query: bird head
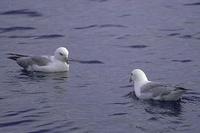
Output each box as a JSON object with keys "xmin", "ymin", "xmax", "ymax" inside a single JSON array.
[
  {"xmin": 129, "ymin": 69, "xmax": 148, "ymax": 83},
  {"xmin": 54, "ymin": 47, "xmax": 69, "ymax": 63}
]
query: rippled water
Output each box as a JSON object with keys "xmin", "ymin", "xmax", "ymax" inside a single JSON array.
[{"xmin": 0, "ymin": 0, "xmax": 200, "ymax": 133}]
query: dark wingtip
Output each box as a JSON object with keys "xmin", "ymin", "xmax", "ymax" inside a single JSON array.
[
  {"xmin": 7, "ymin": 53, "xmax": 28, "ymax": 61},
  {"xmin": 8, "ymin": 56, "xmax": 18, "ymax": 61},
  {"xmin": 6, "ymin": 53, "xmax": 28, "ymax": 57},
  {"xmin": 175, "ymin": 87, "xmax": 189, "ymax": 91}
]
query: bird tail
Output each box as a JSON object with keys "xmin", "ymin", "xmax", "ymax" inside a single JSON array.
[
  {"xmin": 7, "ymin": 53, "xmax": 28, "ymax": 61},
  {"xmin": 175, "ymin": 87, "xmax": 188, "ymax": 92},
  {"xmin": 170, "ymin": 87, "xmax": 187, "ymax": 100}
]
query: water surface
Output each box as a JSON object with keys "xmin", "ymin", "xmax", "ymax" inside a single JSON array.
[{"xmin": 0, "ymin": 0, "xmax": 200, "ymax": 133}]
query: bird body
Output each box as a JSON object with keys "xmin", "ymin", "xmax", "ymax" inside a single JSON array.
[
  {"xmin": 129, "ymin": 69, "xmax": 186, "ymax": 101},
  {"xmin": 8, "ymin": 47, "xmax": 69, "ymax": 72}
]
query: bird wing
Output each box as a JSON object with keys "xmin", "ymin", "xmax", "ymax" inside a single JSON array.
[
  {"xmin": 31, "ymin": 56, "xmax": 51, "ymax": 66},
  {"xmin": 16, "ymin": 56, "xmax": 51, "ymax": 69},
  {"xmin": 140, "ymin": 82, "xmax": 174, "ymax": 97}
]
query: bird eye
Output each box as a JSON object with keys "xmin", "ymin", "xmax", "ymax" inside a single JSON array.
[
  {"xmin": 131, "ymin": 73, "xmax": 133, "ymax": 76},
  {"xmin": 59, "ymin": 52, "xmax": 63, "ymax": 56}
]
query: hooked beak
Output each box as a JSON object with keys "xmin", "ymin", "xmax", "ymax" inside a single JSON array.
[
  {"xmin": 129, "ymin": 76, "xmax": 133, "ymax": 83},
  {"xmin": 64, "ymin": 56, "xmax": 69, "ymax": 64}
]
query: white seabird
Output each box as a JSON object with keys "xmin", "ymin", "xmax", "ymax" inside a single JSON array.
[
  {"xmin": 8, "ymin": 47, "xmax": 69, "ymax": 72},
  {"xmin": 129, "ymin": 69, "xmax": 186, "ymax": 101}
]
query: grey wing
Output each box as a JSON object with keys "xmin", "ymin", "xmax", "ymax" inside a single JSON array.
[
  {"xmin": 31, "ymin": 56, "xmax": 51, "ymax": 66},
  {"xmin": 141, "ymin": 82, "xmax": 174, "ymax": 97},
  {"xmin": 16, "ymin": 56, "xmax": 51, "ymax": 69}
]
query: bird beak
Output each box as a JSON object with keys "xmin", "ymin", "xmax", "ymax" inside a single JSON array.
[
  {"xmin": 65, "ymin": 56, "xmax": 69, "ymax": 64},
  {"xmin": 129, "ymin": 76, "xmax": 133, "ymax": 83}
]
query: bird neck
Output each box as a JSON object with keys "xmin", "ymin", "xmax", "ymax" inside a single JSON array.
[
  {"xmin": 134, "ymin": 79, "xmax": 149, "ymax": 97},
  {"xmin": 52, "ymin": 56, "xmax": 62, "ymax": 62},
  {"xmin": 134, "ymin": 80, "xmax": 148, "ymax": 88}
]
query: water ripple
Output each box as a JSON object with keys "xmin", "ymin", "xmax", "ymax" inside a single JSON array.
[
  {"xmin": 109, "ymin": 112, "xmax": 128, "ymax": 116},
  {"xmin": 30, "ymin": 121, "xmax": 77, "ymax": 133},
  {"xmin": 144, "ymin": 101, "xmax": 182, "ymax": 117},
  {"xmin": 111, "ymin": 102, "xmax": 130, "ymax": 105},
  {"xmin": 166, "ymin": 32, "xmax": 200, "ymax": 40},
  {"xmin": 23, "ymin": 114, "xmax": 41, "ymax": 118},
  {"xmin": 0, "ymin": 119, "xmax": 37, "ymax": 127},
  {"xmin": 34, "ymin": 120, "xmax": 67, "ymax": 128},
  {"xmin": 0, "ymin": 9, "xmax": 42, "ymax": 17},
  {"xmin": 184, "ymin": 2, "xmax": 200, "ymax": 6},
  {"xmin": 73, "ymin": 24, "xmax": 127, "ymax": 30},
  {"xmin": 116, "ymin": 34, "xmax": 131, "ymax": 39},
  {"xmin": 126, "ymin": 45, "xmax": 149, "ymax": 49},
  {"xmin": 179, "ymin": 35, "xmax": 192, "ymax": 39},
  {"xmin": 124, "ymin": 91, "xmax": 138, "ymax": 100},
  {"xmin": 34, "ymin": 34, "xmax": 64, "ymax": 39},
  {"xmin": 136, "ymin": 125, "xmax": 147, "ymax": 132},
  {"xmin": 0, "ymin": 26, "xmax": 35, "ymax": 34},
  {"xmin": 171, "ymin": 59, "xmax": 192, "ymax": 63},
  {"xmin": 119, "ymin": 85, "xmax": 132, "ymax": 88},
  {"xmin": 99, "ymin": 24, "xmax": 127, "ymax": 28},
  {"xmin": 28, "ymin": 129, "xmax": 51, "ymax": 133},
  {"xmin": 182, "ymin": 96, "xmax": 200, "ymax": 103},
  {"xmin": 0, "ymin": 97, "xmax": 5, "ymax": 100},
  {"xmin": 70, "ymin": 59, "xmax": 104, "ymax": 64},
  {"xmin": 2, "ymin": 108, "xmax": 36, "ymax": 118},
  {"xmin": 89, "ymin": 0, "xmax": 108, "ymax": 2},
  {"xmin": 167, "ymin": 33, "xmax": 181, "ymax": 36},
  {"xmin": 8, "ymin": 35, "xmax": 35, "ymax": 38},
  {"xmin": 147, "ymin": 117, "xmax": 160, "ymax": 121},
  {"xmin": 186, "ymin": 92, "xmax": 200, "ymax": 95},
  {"xmin": 2, "ymin": 34, "xmax": 64, "ymax": 39},
  {"xmin": 73, "ymin": 25, "xmax": 98, "ymax": 30},
  {"xmin": 159, "ymin": 28, "xmax": 184, "ymax": 31},
  {"xmin": 68, "ymin": 127, "xmax": 81, "ymax": 131},
  {"xmin": 15, "ymin": 70, "xmax": 69, "ymax": 81}
]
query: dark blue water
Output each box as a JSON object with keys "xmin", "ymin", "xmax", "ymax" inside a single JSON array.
[{"xmin": 0, "ymin": 0, "xmax": 200, "ymax": 132}]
